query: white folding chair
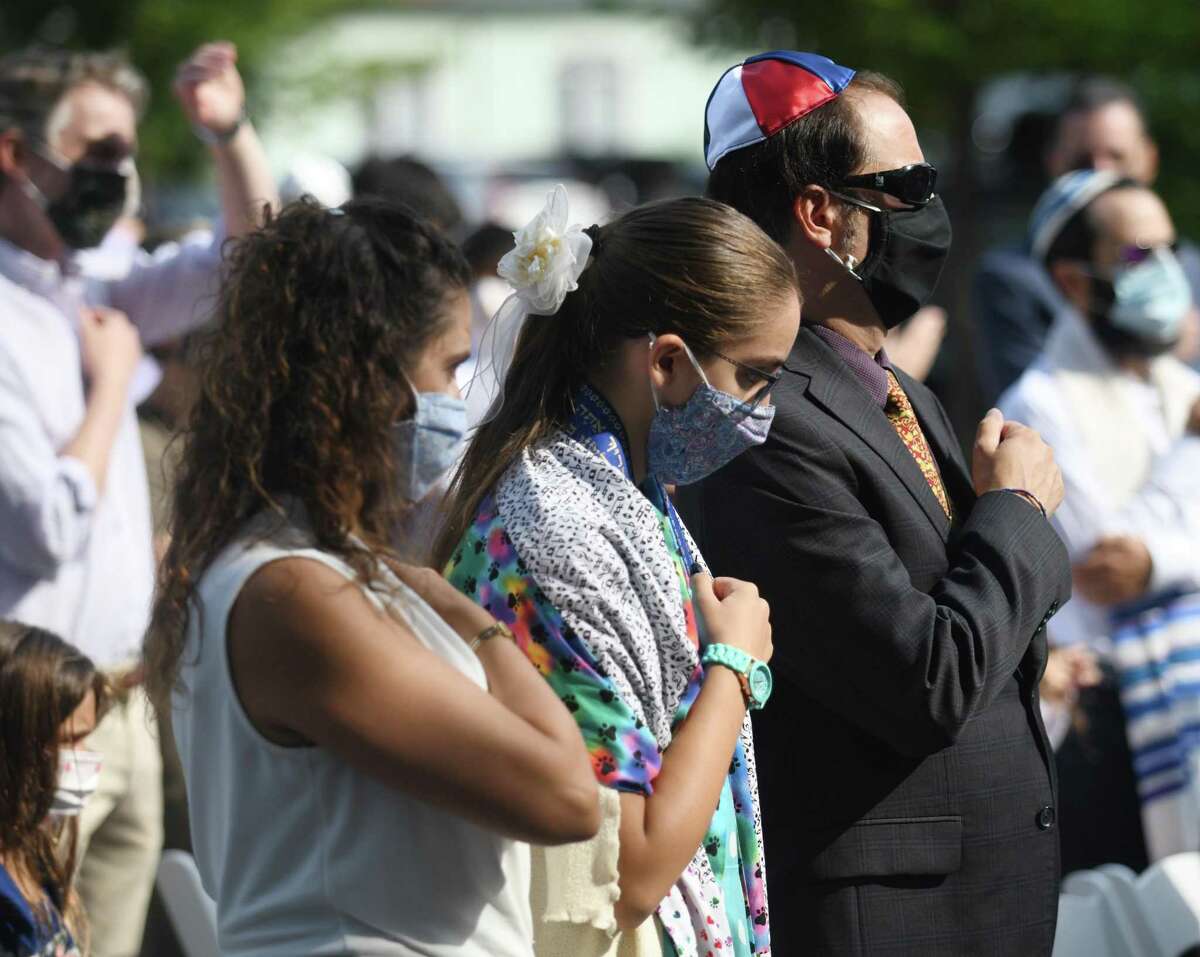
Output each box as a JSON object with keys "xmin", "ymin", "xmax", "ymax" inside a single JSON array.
[
  {"xmin": 1053, "ymin": 882, "xmax": 1133, "ymax": 957},
  {"xmin": 156, "ymin": 850, "xmax": 220, "ymax": 957},
  {"xmin": 1058, "ymin": 870, "xmax": 1148, "ymax": 957},
  {"xmin": 1136, "ymin": 852, "xmax": 1200, "ymax": 957},
  {"xmin": 1093, "ymin": 864, "xmax": 1167, "ymax": 956}
]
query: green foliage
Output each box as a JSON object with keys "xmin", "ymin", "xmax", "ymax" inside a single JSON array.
[{"xmin": 0, "ymin": 0, "xmax": 369, "ymax": 181}]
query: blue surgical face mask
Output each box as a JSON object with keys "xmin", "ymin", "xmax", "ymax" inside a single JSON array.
[
  {"xmin": 1109, "ymin": 247, "xmax": 1191, "ymax": 342},
  {"xmin": 392, "ymin": 381, "xmax": 468, "ymax": 503},
  {"xmin": 645, "ymin": 335, "xmax": 776, "ymax": 486},
  {"xmin": 1088, "ymin": 247, "xmax": 1192, "ymax": 357}
]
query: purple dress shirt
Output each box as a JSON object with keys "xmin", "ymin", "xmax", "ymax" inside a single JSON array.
[{"xmin": 810, "ymin": 323, "xmax": 893, "ymax": 408}]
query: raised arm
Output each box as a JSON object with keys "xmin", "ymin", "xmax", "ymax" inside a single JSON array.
[
  {"xmin": 227, "ymin": 556, "xmax": 599, "ymax": 847},
  {"xmin": 174, "ymin": 42, "xmax": 277, "ymax": 239},
  {"xmin": 110, "ymin": 43, "xmax": 279, "ymax": 347}
]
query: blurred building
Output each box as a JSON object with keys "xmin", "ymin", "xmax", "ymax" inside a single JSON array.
[{"xmin": 257, "ymin": 0, "xmax": 744, "ymax": 222}]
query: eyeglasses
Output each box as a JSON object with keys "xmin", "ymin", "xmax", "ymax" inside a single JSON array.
[
  {"xmin": 711, "ymin": 349, "xmax": 782, "ymax": 406},
  {"xmin": 836, "ymin": 162, "xmax": 938, "ymax": 207}
]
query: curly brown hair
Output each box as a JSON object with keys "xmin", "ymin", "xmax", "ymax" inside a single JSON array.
[{"xmin": 144, "ymin": 197, "xmax": 471, "ymax": 709}]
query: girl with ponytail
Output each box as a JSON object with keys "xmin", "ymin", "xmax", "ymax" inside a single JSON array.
[{"xmin": 438, "ymin": 189, "xmax": 801, "ymax": 956}]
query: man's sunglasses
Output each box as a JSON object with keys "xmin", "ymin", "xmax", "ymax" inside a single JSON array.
[{"xmin": 836, "ymin": 163, "xmax": 938, "ymax": 208}]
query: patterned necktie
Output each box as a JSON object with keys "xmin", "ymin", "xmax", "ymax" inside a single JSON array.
[{"xmin": 884, "ymin": 370, "xmax": 952, "ymax": 519}]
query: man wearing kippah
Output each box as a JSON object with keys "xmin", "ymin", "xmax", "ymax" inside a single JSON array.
[
  {"xmin": 972, "ymin": 78, "xmax": 1200, "ymax": 404},
  {"xmin": 678, "ymin": 52, "xmax": 1072, "ymax": 955},
  {"xmin": 1001, "ymin": 170, "xmax": 1200, "ymax": 872}
]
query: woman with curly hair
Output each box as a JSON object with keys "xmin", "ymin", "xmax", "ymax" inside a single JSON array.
[
  {"xmin": 0, "ymin": 620, "xmax": 107, "ymax": 957},
  {"xmin": 143, "ymin": 198, "xmax": 599, "ymax": 957}
]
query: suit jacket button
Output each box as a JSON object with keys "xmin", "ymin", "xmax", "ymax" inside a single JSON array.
[{"xmin": 1036, "ymin": 805, "xmax": 1056, "ymax": 830}]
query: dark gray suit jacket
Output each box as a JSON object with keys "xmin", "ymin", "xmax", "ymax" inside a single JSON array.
[{"xmin": 677, "ymin": 326, "xmax": 1073, "ymax": 957}]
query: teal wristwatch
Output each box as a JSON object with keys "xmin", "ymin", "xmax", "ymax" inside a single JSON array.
[{"xmin": 701, "ymin": 643, "xmax": 773, "ymax": 710}]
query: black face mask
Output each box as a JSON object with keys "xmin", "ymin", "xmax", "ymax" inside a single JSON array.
[
  {"xmin": 829, "ymin": 193, "xmax": 953, "ymax": 329},
  {"xmin": 24, "ymin": 150, "xmax": 133, "ymax": 251},
  {"xmin": 46, "ymin": 164, "xmax": 131, "ymax": 250}
]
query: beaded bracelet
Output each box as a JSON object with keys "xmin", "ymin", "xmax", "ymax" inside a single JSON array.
[{"xmin": 1000, "ymin": 488, "xmax": 1047, "ymax": 519}]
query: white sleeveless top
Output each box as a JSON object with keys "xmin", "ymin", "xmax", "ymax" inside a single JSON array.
[{"xmin": 172, "ymin": 511, "xmax": 534, "ymax": 957}]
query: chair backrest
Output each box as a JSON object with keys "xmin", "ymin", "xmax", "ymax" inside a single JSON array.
[
  {"xmin": 1059, "ymin": 871, "xmax": 1151, "ymax": 957},
  {"xmin": 1053, "ymin": 885, "xmax": 1131, "ymax": 957},
  {"xmin": 156, "ymin": 850, "xmax": 220, "ymax": 957},
  {"xmin": 1137, "ymin": 853, "xmax": 1200, "ymax": 957},
  {"xmin": 1094, "ymin": 864, "xmax": 1167, "ymax": 957}
]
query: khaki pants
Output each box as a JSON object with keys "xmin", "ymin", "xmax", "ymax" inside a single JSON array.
[{"xmin": 77, "ymin": 688, "xmax": 164, "ymax": 957}]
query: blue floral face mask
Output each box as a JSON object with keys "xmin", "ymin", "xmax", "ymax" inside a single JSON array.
[
  {"xmin": 645, "ymin": 335, "xmax": 776, "ymax": 486},
  {"xmin": 392, "ymin": 380, "xmax": 468, "ymax": 503}
]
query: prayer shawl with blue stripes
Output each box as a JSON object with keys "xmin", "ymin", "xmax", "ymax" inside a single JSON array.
[
  {"xmin": 1027, "ymin": 309, "xmax": 1200, "ymax": 861},
  {"xmin": 1112, "ymin": 587, "xmax": 1200, "ymax": 860}
]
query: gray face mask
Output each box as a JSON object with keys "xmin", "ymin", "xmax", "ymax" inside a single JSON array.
[{"xmin": 392, "ymin": 382, "xmax": 468, "ymax": 503}]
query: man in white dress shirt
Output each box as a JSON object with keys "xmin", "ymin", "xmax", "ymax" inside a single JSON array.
[
  {"xmin": 0, "ymin": 43, "xmax": 277, "ymax": 955},
  {"xmin": 1000, "ymin": 169, "xmax": 1200, "ymax": 874}
]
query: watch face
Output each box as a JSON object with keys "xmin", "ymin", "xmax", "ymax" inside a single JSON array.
[{"xmin": 749, "ymin": 663, "xmax": 773, "ymax": 705}]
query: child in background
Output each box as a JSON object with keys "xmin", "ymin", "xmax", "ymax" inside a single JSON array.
[{"xmin": 0, "ymin": 620, "xmax": 107, "ymax": 957}]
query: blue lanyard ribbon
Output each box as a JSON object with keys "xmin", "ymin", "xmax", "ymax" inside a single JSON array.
[{"xmin": 567, "ymin": 385, "xmax": 697, "ymax": 574}]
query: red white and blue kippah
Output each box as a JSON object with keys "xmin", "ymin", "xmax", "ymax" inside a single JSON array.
[{"xmin": 704, "ymin": 51, "xmax": 856, "ymax": 171}]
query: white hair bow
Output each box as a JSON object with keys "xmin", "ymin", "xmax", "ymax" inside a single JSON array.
[{"xmin": 467, "ymin": 184, "xmax": 594, "ymax": 424}]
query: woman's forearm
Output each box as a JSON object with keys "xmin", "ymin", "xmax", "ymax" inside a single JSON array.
[
  {"xmin": 474, "ymin": 637, "xmax": 600, "ymax": 836},
  {"xmin": 615, "ymin": 666, "xmax": 747, "ymax": 927},
  {"xmin": 476, "ymin": 637, "xmax": 586, "ymax": 747}
]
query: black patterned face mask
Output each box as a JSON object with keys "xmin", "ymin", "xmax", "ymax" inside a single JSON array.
[
  {"xmin": 23, "ymin": 148, "xmax": 135, "ymax": 250},
  {"xmin": 826, "ymin": 193, "xmax": 953, "ymax": 329}
]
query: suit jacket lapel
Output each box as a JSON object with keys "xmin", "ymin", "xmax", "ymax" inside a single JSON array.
[{"xmin": 786, "ymin": 327, "xmax": 953, "ymax": 539}]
